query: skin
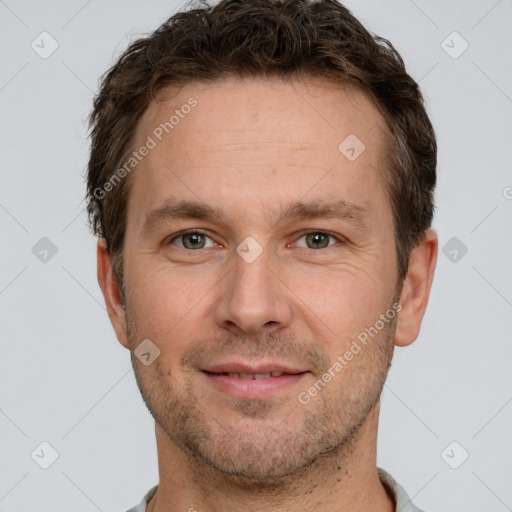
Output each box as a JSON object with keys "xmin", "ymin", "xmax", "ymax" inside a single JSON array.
[{"xmin": 97, "ymin": 75, "xmax": 438, "ymax": 512}]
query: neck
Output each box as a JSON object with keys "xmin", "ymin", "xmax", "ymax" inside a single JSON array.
[{"xmin": 148, "ymin": 401, "xmax": 394, "ymax": 512}]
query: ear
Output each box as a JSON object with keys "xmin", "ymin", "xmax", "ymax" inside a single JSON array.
[
  {"xmin": 97, "ymin": 238, "xmax": 130, "ymax": 349},
  {"xmin": 394, "ymin": 228, "xmax": 438, "ymax": 347}
]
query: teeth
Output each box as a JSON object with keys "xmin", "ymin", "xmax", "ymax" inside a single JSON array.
[{"xmin": 224, "ymin": 372, "xmax": 285, "ymax": 379}]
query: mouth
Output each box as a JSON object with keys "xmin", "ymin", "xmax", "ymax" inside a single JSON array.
[
  {"xmin": 200, "ymin": 364, "xmax": 310, "ymax": 398},
  {"xmin": 202, "ymin": 370, "xmax": 303, "ymax": 379},
  {"xmin": 201, "ymin": 362, "xmax": 308, "ymax": 375}
]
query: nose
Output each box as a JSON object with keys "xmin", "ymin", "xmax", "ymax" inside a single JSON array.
[{"xmin": 212, "ymin": 243, "xmax": 293, "ymax": 336}]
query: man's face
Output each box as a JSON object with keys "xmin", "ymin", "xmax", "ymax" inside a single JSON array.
[{"xmin": 120, "ymin": 76, "xmax": 401, "ymax": 482}]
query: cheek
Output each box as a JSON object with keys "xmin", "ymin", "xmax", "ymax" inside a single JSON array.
[
  {"xmin": 289, "ymin": 267, "xmax": 387, "ymax": 350},
  {"xmin": 127, "ymin": 263, "xmax": 214, "ymax": 347}
]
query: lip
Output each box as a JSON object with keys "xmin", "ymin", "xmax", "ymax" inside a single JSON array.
[
  {"xmin": 201, "ymin": 370, "xmax": 309, "ymax": 399},
  {"xmin": 202, "ymin": 362, "xmax": 307, "ymax": 374}
]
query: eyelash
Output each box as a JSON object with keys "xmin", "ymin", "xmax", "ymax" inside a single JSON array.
[{"xmin": 165, "ymin": 229, "xmax": 345, "ymax": 250}]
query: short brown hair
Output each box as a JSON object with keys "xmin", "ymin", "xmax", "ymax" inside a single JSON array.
[{"xmin": 86, "ymin": 0, "xmax": 436, "ymax": 286}]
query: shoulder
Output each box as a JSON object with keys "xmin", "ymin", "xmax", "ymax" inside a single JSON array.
[
  {"xmin": 125, "ymin": 485, "xmax": 158, "ymax": 512},
  {"xmin": 378, "ymin": 467, "xmax": 427, "ymax": 512}
]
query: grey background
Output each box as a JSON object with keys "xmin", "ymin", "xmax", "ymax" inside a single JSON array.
[{"xmin": 1, "ymin": 0, "xmax": 511, "ymax": 510}]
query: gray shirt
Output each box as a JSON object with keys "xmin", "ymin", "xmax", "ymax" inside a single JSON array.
[{"xmin": 126, "ymin": 467, "xmax": 425, "ymax": 511}]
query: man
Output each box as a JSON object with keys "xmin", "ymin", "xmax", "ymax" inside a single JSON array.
[{"xmin": 87, "ymin": 0, "xmax": 438, "ymax": 510}]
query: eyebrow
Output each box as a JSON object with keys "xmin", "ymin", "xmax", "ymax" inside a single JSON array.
[{"xmin": 142, "ymin": 198, "xmax": 368, "ymax": 234}]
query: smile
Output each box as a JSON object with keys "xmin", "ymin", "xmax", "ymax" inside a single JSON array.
[{"xmin": 201, "ymin": 370, "xmax": 309, "ymax": 399}]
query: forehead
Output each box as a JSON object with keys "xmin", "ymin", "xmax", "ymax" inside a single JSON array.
[
  {"xmin": 128, "ymin": 76, "xmax": 390, "ymax": 225},
  {"xmin": 137, "ymin": 75, "xmax": 385, "ymax": 151}
]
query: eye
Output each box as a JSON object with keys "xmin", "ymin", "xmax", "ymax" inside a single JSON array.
[
  {"xmin": 294, "ymin": 231, "xmax": 343, "ymax": 250},
  {"xmin": 167, "ymin": 230, "xmax": 218, "ymax": 250}
]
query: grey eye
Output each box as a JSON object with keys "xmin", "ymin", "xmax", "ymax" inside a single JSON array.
[
  {"xmin": 295, "ymin": 232, "xmax": 338, "ymax": 249},
  {"xmin": 171, "ymin": 231, "xmax": 216, "ymax": 250}
]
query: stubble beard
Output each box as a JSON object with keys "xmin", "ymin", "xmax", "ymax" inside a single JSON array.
[{"xmin": 125, "ymin": 301, "xmax": 397, "ymax": 489}]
